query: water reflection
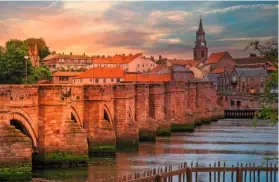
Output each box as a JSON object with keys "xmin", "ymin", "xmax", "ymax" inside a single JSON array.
[{"xmin": 33, "ymin": 119, "xmax": 278, "ymax": 181}]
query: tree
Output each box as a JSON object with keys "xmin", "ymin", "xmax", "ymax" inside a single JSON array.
[
  {"xmin": 25, "ymin": 38, "xmax": 51, "ymax": 60},
  {"xmin": 0, "ymin": 39, "xmax": 32, "ymax": 84},
  {"xmin": 27, "ymin": 66, "xmax": 51, "ymax": 84},
  {"xmin": 245, "ymin": 41, "xmax": 278, "ymax": 125}
]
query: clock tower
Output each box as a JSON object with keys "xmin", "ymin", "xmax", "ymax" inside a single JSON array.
[{"xmin": 193, "ymin": 17, "xmax": 208, "ymax": 62}]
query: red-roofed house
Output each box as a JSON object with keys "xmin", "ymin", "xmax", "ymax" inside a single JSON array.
[
  {"xmin": 52, "ymin": 71, "xmax": 81, "ymax": 84},
  {"xmin": 91, "ymin": 53, "xmax": 157, "ymax": 73},
  {"xmin": 73, "ymin": 67, "xmax": 124, "ymax": 84},
  {"xmin": 205, "ymin": 52, "xmax": 235, "ymax": 73},
  {"xmin": 124, "ymin": 73, "xmax": 171, "ymax": 82}
]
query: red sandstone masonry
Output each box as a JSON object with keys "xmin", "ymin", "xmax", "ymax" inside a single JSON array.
[
  {"xmin": 164, "ymin": 82, "xmax": 186, "ymax": 124},
  {"xmin": 113, "ymin": 83, "xmax": 138, "ymax": 145},
  {"xmin": 83, "ymin": 85, "xmax": 116, "ymax": 150}
]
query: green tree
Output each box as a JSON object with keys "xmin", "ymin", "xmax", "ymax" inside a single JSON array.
[
  {"xmin": 0, "ymin": 39, "xmax": 32, "ymax": 84},
  {"xmin": 25, "ymin": 38, "xmax": 51, "ymax": 60},
  {"xmin": 245, "ymin": 40, "xmax": 278, "ymax": 125},
  {"xmin": 27, "ymin": 66, "xmax": 51, "ymax": 84}
]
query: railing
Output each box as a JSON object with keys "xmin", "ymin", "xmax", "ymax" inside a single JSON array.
[
  {"xmin": 224, "ymin": 109, "xmax": 258, "ymax": 119},
  {"xmin": 97, "ymin": 162, "xmax": 278, "ymax": 182}
]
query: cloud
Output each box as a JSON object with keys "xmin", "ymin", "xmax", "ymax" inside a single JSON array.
[
  {"xmin": 203, "ymin": 4, "xmax": 278, "ymax": 15},
  {"xmin": 217, "ymin": 36, "xmax": 276, "ymax": 42},
  {"xmin": 62, "ymin": 1, "xmax": 118, "ymax": 13},
  {"xmin": 157, "ymin": 38, "xmax": 183, "ymax": 44},
  {"xmin": 150, "ymin": 10, "xmax": 192, "ymax": 22}
]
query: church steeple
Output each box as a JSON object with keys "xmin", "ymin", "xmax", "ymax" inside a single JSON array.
[
  {"xmin": 198, "ymin": 17, "xmax": 204, "ymax": 32},
  {"xmin": 193, "ymin": 16, "xmax": 208, "ymax": 62}
]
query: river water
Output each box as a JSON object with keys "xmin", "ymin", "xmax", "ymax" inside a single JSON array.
[{"xmin": 33, "ymin": 119, "xmax": 278, "ymax": 181}]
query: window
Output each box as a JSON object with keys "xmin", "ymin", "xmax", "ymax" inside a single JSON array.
[
  {"xmin": 111, "ymin": 78, "xmax": 114, "ymax": 82},
  {"xmin": 90, "ymin": 79, "xmax": 93, "ymax": 82},
  {"xmin": 87, "ymin": 60, "xmax": 91, "ymax": 63},
  {"xmin": 237, "ymin": 101, "xmax": 241, "ymax": 107},
  {"xmin": 103, "ymin": 78, "xmax": 106, "ymax": 83},
  {"xmin": 59, "ymin": 76, "xmax": 69, "ymax": 81},
  {"xmin": 116, "ymin": 78, "xmax": 120, "ymax": 82},
  {"xmin": 230, "ymin": 100, "xmax": 235, "ymax": 106},
  {"xmin": 142, "ymin": 64, "xmax": 144, "ymax": 67},
  {"xmin": 95, "ymin": 78, "xmax": 99, "ymax": 83},
  {"xmin": 241, "ymin": 77, "xmax": 246, "ymax": 82}
]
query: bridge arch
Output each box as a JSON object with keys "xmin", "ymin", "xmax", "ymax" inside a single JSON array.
[
  {"xmin": 103, "ymin": 104, "xmax": 114, "ymax": 126},
  {"xmin": 71, "ymin": 105, "xmax": 83, "ymax": 128},
  {"xmin": 9, "ymin": 109, "xmax": 38, "ymax": 148}
]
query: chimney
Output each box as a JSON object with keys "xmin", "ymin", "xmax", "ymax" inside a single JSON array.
[
  {"xmin": 70, "ymin": 52, "xmax": 72, "ymax": 55},
  {"xmin": 83, "ymin": 52, "xmax": 85, "ymax": 56}
]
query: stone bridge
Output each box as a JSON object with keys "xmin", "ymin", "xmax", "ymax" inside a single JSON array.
[{"xmin": 0, "ymin": 81, "xmax": 223, "ymax": 179}]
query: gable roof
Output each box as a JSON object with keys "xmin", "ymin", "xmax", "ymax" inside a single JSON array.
[
  {"xmin": 93, "ymin": 53, "xmax": 142, "ymax": 64},
  {"xmin": 205, "ymin": 52, "xmax": 227, "ymax": 64},
  {"xmin": 235, "ymin": 68, "xmax": 267, "ymax": 77},
  {"xmin": 234, "ymin": 56, "xmax": 268, "ymax": 65},
  {"xmin": 151, "ymin": 65, "xmax": 171, "ymax": 74},
  {"xmin": 172, "ymin": 65, "xmax": 193, "ymax": 72},
  {"xmin": 75, "ymin": 67, "xmax": 124, "ymax": 78}
]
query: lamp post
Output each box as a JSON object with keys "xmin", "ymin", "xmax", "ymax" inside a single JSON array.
[{"xmin": 24, "ymin": 56, "xmax": 28, "ymax": 84}]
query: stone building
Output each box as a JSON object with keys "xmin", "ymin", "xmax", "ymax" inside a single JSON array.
[
  {"xmin": 90, "ymin": 53, "xmax": 157, "ymax": 73},
  {"xmin": 43, "ymin": 52, "xmax": 92, "ymax": 72},
  {"xmin": 171, "ymin": 65, "xmax": 194, "ymax": 81},
  {"xmin": 28, "ymin": 43, "xmax": 40, "ymax": 67},
  {"xmin": 217, "ymin": 67, "xmax": 267, "ymax": 94},
  {"xmin": 52, "ymin": 72, "xmax": 81, "ymax": 84}
]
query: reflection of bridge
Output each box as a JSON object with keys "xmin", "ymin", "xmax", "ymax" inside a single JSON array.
[
  {"xmin": 0, "ymin": 81, "xmax": 223, "ymax": 180},
  {"xmin": 224, "ymin": 109, "xmax": 258, "ymax": 119}
]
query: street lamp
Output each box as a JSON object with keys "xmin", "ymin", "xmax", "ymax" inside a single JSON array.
[{"xmin": 24, "ymin": 56, "xmax": 29, "ymax": 84}]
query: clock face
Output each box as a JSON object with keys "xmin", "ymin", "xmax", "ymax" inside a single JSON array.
[{"xmin": 201, "ymin": 42, "xmax": 205, "ymax": 46}]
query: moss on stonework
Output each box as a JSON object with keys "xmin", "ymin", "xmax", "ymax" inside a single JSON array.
[
  {"xmin": 211, "ymin": 116, "xmax": 219, "ymax": 121},
  {"xmin": 202, "ymin": 118, "xmax": 211, "ymax": 124},
  {"xmin": 116, "ymin": 139, "xmax": 139, "ymax": 152},
  {"xmin": 218, "ymin": 114, "xmax": 225, "ymax": 119},
  {"xmin": 0, "ymin": 166, "xmax": 31, "ymax": 181},
  {"xmin": 194, "ymin": 119, "xmax": 203, "ymax": 126},
  {"xmin": 89, "ymin": 144, "xmax": 116, "ymax": 156},
  {"xmin": 156, "ymin": 127, "xmax": 171, "ymax": 136},
  {"xmin": 139, "ymin": 130, "xmax": 156, "ymax": 142},
  {"xmin": 33, "ymin": 151, "xmax": 88, "ymax": 168},
  {"xmin": 171, "ymin": 124, "xmax": 195, "ymax": 132}
]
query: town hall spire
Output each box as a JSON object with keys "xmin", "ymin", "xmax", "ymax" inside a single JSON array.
[{"xmin": 193, "ymin": 16, "xmax": 208, "ymax": 62}]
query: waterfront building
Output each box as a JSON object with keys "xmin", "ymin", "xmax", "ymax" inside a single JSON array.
[
  {"xmin": 171, "ymin": 65, "xmax": 194, "ymax": 81},
  {"xmin": 43, "ymin": 52, "xmax": 92, "ymax": 71},
  {"xmin": 124, "ymin": 73, "xmax": 171, "ymax": 82}
]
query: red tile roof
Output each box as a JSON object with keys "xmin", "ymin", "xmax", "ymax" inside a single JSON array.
[
  {"xmin": 75, "ymin": 67, "xmax": 124, "ymax": 78},
  {"xmin": 206, "ymin": 52, "xmax": 227, "ymax": 64},
  {"xmin": 44, "ymin": 53, "xmax": 90, "ymax": 61},
  {"xmin": 124, "ymin": 73, "xmax": 171, "ymax": 82},
  {"xmin": 211, "ymin": 67, "xmax": 225, "ymax": 74},
  {"xmin": 93, "ymin": 53, "xmax": 142, "ymax": 64},
  {"xmin": 52, "ymin": 72, "xmax": 81, "ymax": 77}
]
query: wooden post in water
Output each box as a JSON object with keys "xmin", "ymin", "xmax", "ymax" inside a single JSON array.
[{"xmin": 186, "ymin": 168, "xmax": 192, "ymax": 182}]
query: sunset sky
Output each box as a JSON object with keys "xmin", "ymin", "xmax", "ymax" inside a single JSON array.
[{"xmin": 0, "ymin": 1, "xmax": 277, "ymax": 59}]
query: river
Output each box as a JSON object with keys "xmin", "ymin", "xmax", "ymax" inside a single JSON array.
[{"xmin": 32, "ymin": 119, "xmax": 278, "ymax": 181}]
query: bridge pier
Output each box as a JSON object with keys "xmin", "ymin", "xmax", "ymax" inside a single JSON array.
[
  {"xmin": 135, "ymin": 83, "xmax": 157, "ymax": 142},
  {"xmin": 35, "ymin": 85, "xmax": 88, "ymax": 168},
  {"xmin": 0, "ymin": 108, "xmax": 32, "ymax": 181},
  {"xmin": 149, "ymin": 83, "xmax": 171, "ymax": 136},
  {"xmin": 84, "ymin": 85, "xmax": 116, "ymax": 156},
  {"xmin": 114, "ymin": 84, "xmax": 139, "ymax": 151}
]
